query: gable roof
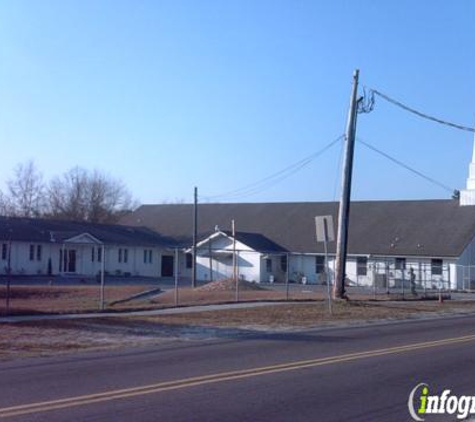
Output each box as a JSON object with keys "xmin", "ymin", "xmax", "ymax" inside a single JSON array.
[
  {"xmin": 197, "ymin": 230, "xmax": 288, "ymax": 253},
  {"xmin": 62, "ymin": 233, "xmax": 103, "ymax": 245},
  {"xmin": 0, "ymin": 216, "xmax": 175, "ymax": 247},
  {"xmin": 120, "ymin": 200, "xmax": 475, "ymax": 257}
]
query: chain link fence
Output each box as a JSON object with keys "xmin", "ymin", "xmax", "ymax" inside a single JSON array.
[{"xmin": 2, "ymin": 250, "xmax": 474, "ymax": 315}]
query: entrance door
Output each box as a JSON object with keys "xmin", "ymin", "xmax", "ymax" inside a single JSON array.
[
  {"xmin": 67, "ymin": 250, "xmax": 77, "ymax": 273},
  {"xmin": 161, "ymin": 256, "xmax": 174, "ymax": 277},
  {"xmin": 60, "ymin": 249, "xmax": 77, "ymax": 273}
]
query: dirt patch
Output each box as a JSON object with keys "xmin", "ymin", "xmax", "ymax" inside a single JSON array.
[
  {"xmin": 196, "ymin": 279, "xmax": 266, "ymax": 292},
  {"xmin": 0, "ymin": 318, "xmax": 190, "ymax": 360}
]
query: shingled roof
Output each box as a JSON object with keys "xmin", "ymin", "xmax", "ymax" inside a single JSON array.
[
  {"xmin": 120, "ymin": 200, "xmax": 475, "ymax": 257},
  {"xmin": 0, "ymin": 216, "xmax": 174, "ymax": 247},
  {"xmin": 199, "ymin": 230, "xmax": 288, "ymax": 253}
]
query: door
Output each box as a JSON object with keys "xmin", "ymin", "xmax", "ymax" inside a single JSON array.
[
  {"xmin": 60, "ymin": 249, "xmax": 77, "ymax": 273},
  {"xmin": 161, "ymin": 255, "xmax": 174, "ymax": 277},
  {"xmin": 67, "ymin": 250, "xmax": 76, "ymax": 273}
]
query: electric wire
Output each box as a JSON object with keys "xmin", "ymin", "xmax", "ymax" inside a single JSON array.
[
  {"xmin": 332, "ymin": 135, "xmax": 345, "ymax": 201},
  {"xmin": 357, "ymin": 137, "xmax": 455, "ymax": 194},
  {"xmin": 201, "ymin": 134, "xmax": 345, "ymax": 201},
  {"xmin": 370, "ymin": 89, "xmax": 475, "ymax": 133}
]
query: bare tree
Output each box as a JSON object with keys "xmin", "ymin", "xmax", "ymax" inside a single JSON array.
[
  {"xmin": 47, "ymin": 167, "xmax": 137, "ymax": 223},
  {"xmin": 7, "ymin": 160, "xmax": 45, "ymax": 217},
  {"xmin": 87, "ymin": 169, "xmax": 136, "ymax": 223},
  {"xmin": 47, "ymin": 167, "xmax": 89, "ymax": 221},
  {"xmin": 0, "ymin": 190, "xmax": 15, "ymax": 216}
]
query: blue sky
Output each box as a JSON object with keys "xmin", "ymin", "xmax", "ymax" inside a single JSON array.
[{"xmin": 0, "ymin": 0, "xmax": 474, "ymax": 204}]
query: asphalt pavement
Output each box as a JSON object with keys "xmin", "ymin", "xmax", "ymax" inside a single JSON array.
[{"xmin": 1, "ymin": 314, "xmax": 475, "ymax": 421}]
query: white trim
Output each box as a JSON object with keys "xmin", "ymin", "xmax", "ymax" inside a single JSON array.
[{"xmin": 63, "ymin": 232, "xmax": 103, "ymax": 245}]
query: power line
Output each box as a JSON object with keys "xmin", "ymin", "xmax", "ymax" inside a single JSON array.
[
  {"xmin": 332, "ymin": 135, "xmax": 345, "ymax": 201},
  {"xmin": 370, "ymin": 89, "xmax": 475, "ymax": 133},
  {"xmin": 202, "ymin": 135, "xmax": 343, "ymax": 200},
  {"xmin": 357, "ymin": 137, "xmax": 456, "ymax": 194},
  {"xmin": 201, "ymin": 134, "xmax": 345, "ymax": 201}
]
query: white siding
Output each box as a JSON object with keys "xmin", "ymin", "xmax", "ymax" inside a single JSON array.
[
  {"xmin": 196, "ymin": 235, "xmax": 262, "ymax": 283},
  {"xmin": 0, "ymin": 241, "xmax": 163, "ymax": 278}
]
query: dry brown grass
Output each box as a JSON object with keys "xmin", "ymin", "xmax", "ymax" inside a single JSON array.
[
  {"xmin": 2, "ymin": 300, "xmax": 475, "ymax": 361},
  {"xmin": 151, "ymin": 288, "xmax": 284, "ymax": 307},
  {"xmin": 0, "ymin": 285, "xmax": 155, "ymax": 315},
  {"xmin": 0, "ymin": 282, "xmax": 460, "ymax": 316},
  {"xmin": 148, "ymin": 285, "xmax": 418, "ymax": 309},
  {"xmin": 136, "ymin": 300, "xmax": 475, "ymax": 328}
]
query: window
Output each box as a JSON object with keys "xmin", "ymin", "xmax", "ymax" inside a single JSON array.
[
  {"xmin": 124, "ymin": 249, "xmax": 128, "ymax": 264},
  {"xmin": 315, "ymin": 256, "xmax": 325, "ymax": 274},
  {"xmin": 357, "ymin": 257, "xmax": 368, "ymax": 276},
  {"xmin": 98, "ymin": 247, "xmax": 102, "ymax": 263},
  {"xmin": 91, "ymin": 247, "xmax": 95, "ymax": 262},
  {"xmin": 280, "ymin": 255, "xmax": 287, "ymax": 272},
  {"xmin": 266, "ymin": 258, "xmax": 272, "ymax": 273},
  {"xmin": 1, "ymin": 244, "xmax": 7, "ymax": 261},
  {"xmin": 36, "ymin": 245, "xmax": 42, "ymax": 261},
  {"xmin": 29, "ymin": 244, "xmax": 35, "ymax": 261},
  {"xmin": 395, "ymin": 258, "xmax": 406, "ymax": 270},
  {"xmin": 186, "ymin": 253, "xmax": 193, "ymax": 269},
  {"xmin": 431, "ymin": 259, "xmax": 443, "ymax": 275},
  {"xmin": 118, "ymin": 248, "xmax": 122, "ymax": 263},
  {"xmin": 143, "ymin": 249, "xmax": 152, "ymax": 264}
]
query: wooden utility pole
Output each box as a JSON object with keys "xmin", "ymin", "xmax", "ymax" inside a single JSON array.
[
  {"xmin": 192, "ymin": 186, "xmax": 198, "ymax": 288},
  {"xmin": 334, "ymin": 69, "xmax": 360, "ymax": 299}
]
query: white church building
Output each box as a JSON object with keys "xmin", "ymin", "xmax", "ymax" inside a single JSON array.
[
  {"xmin": 0, "ymin": 217, "xmax": 175, "ymax": 279},
  {"xmin": 120, "ymin": 134, "xmax": 475, "ymax": 291},
  {"xmin": 3, "ymin": 136, "xmax": 475, "ymax": 291},
  {"xmin": 122, "ymin": 199, "xmax": 475, "ymax": 291}
]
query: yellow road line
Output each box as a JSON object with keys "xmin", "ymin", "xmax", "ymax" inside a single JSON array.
[{"xmin": 1, "ymin": 334, "xmax": 475, "ymax": 419}]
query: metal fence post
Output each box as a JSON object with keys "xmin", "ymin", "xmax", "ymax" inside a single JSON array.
[
  {"xmin": 447, "ymin": 263, "xmax": 451, "ymax": 294},
  {"xmin": 5, "ymin": 241, "xmax": 12, "ymax": 315},
  {"xmin": 373, "ymin": 263, "xmax": 377, "ymax": 300},
  {"xmin": 401, "ymin": 268, "xmax": 405, "ymax": 299},
  {"xmin": 100, "ymin": 244, "xmax": 105, "ymax": 311},
  {"xmin": 385, "ymin": 260, "xmax": 390, "ymax": 295},
  {"xmin": 285, "ymin": 252, "xmax": 290, "ymax": 301},
  {"xmin": 469, "ymin": 264, "xmax": 471, "ymax": 292},
  {"xmin": 235, "ymin": 251, "xmax": 240, "ymax": 303},
  {"xmin": 174, "ymin": 248, "xmax": 179, "ymax": 307}
]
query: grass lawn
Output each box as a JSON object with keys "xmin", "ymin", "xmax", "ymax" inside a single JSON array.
[
  {"xmin": 2, "ymin": 300, "xmax": 475, "ymax": 361},
  {"xmin": 0, "ymin": 285, "xmax": 155, "ymax": 315}
]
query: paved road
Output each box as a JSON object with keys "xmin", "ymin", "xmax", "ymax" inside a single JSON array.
[{"xmin": 1, "ymin": 315, "xmax": 475, "ymax": 421}]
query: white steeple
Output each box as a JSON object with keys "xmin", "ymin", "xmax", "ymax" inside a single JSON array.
[{"xmin": 460, "ymin": 125, "xmax": 475, "ymax": 205}]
